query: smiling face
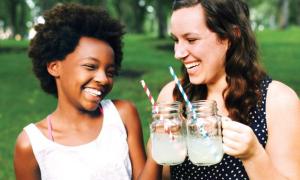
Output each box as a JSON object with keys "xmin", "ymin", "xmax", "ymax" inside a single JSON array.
[
  {"xmin": 170, "ymin": 4, "xmax": 229, "ymax": 85},
  {"xmin": 48, "ymin": 37, "xmax": 115, "ymax": 112}
]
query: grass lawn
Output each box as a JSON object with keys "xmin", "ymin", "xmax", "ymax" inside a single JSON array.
[{"xmin": 0, "ymin": 28, "xmax": 299, "ymax": 179}]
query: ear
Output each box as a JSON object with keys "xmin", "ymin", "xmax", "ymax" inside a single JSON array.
[
  {"xmin": 232, "ymin": 25, "xmax": 241, "ymax": 38},
  {"xmin": 225, "ymin": 26, "xmax": 241, "ymax": 48},
  {"xmin": 47, "ymin": 61, "xmax": 61, "ymax": 77}
]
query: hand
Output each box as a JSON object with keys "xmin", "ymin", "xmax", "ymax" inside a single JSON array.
[{"xmin": 222, "ymin": 118, "xmax": 264, "ymax": 160}]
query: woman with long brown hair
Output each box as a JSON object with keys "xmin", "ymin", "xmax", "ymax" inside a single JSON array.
[{"xmin": 141, "ymin": 0, "xmax": 300, "ymax": 179}]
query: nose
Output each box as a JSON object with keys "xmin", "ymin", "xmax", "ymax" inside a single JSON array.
[
  {"xmin": 174, "ymin": 42, "xmax": 188, "ymax": 60},
  {"xmin": 94, "ymin": 70, "xmax": 109, "ymax": 85}
]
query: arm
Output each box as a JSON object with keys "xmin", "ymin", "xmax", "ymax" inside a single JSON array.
[
  {"xmin": 14, "ymin": 130, "xmax": 41, "ymax": 180},
  {"xmin": 139, "ymin": 81, "xmax": 176, "ymax": 180},
  {"xmin": 157, "ymin": 81, "xmax": 176, "ymax": 180},
  {"xmin": 114, "ymin": 100, "xmax": 147, "ymax": 180},
  {"xmin": 222, "ymin": 81, "xmax": 300, "ymax": 179},
  {"xmin": 139, "ymin": 139, "xmax": 163, "ymax": 180}
]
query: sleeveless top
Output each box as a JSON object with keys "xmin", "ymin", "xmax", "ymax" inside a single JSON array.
[
  {"xmin": 24, "ymin": 99, "xmax": 132, "ymax": 180},
  {"xmin": 171, "ymin": 77, "xmax": 272, "ymax": 180}
]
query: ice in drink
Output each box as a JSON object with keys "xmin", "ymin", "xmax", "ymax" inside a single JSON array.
[
  {"xmin": 151, "ymin": 132, "xmax": 187, "ymax": 165},
  {"xmin": 187, "ymin": 136, "xmax": 223, "ymax": 166}
]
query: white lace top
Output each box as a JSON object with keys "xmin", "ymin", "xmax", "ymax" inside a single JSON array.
[{"xmin": 24, "ymin": 99, "xmax": 132, "ymax": 180}]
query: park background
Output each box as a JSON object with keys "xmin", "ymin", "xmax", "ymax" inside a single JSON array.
[{"xmin": 0, "ymin": 0, "xmax": 299, "ymax": 179}]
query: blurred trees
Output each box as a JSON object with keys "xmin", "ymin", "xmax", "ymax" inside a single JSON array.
[
  {"xmin": 277, "ymin": 0, "xmax": 290, "ymax": 29},
  {"xmin": 0, "ymin": 0, "xmax": 30, "ymax": 38},
  {"xmin": 0, "ymin": 0, "xmax": 300, "ymax": 39}
]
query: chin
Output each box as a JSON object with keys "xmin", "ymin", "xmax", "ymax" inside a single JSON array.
[
  {"xmin": 189, "ymin": 77, "xmax": 204, "ymax": 85},
  {"xmin": 81, "ymin": 103, "xmax": 100, "ymax": 113}
]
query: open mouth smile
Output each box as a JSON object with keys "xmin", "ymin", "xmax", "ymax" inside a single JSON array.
[
  {"xmin": 84, "ymin": 88, "xmax": 102, "ymax": 97},
  {"xmin": 185, "ymin": 62, "xmax": 200, "ymax": 69}
]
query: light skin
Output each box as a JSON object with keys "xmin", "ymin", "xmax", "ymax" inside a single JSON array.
[
  {"xmin": 14, "ymin": 37, "xmax": 146, "ymax": 180},
  {"xmin": 143, "ymin": 4, "xmax": 300, "ymax": 180}
]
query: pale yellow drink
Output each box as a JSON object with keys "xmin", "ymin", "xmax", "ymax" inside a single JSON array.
[
  {"xmin": 151, "ymin": 132, "xmax": 187, "ymax": 165},
  {"xmin": 151, "ymin": 102, "xmax": 186, "ymax": 165},
  {"xmin": 187, "ymin": 136, "xmax": 223, "ymax": 166}
]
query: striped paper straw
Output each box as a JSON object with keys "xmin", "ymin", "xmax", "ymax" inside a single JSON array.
[
  {"xmin": 168, "ymin": 66, "xmax": 208, "ymax": 137},
  {"xmin": 140, "ymin": 80, "xmax": 156, "ymax": 106},
  {"xmin": 168, "ymin": 66, "xmax": 193, "ymax": 110}
]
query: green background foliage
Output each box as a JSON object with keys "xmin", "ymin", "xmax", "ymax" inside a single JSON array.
[{"xmin": 0, "ymin": 28, "xmax": 300, "ymax": 179}]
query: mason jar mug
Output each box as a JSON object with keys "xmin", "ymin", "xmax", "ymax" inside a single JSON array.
[
  {"xmin": 150, "ymin": 101, "xmax": 187, "ymax": 165},
  {"xmin": 186, "ymin": 100, "xmax": 224, "ymax": 166}
]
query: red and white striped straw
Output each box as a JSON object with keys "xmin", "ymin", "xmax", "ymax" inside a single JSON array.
[{"xmin": 140, "ymin": 80, "xmax": 156, "ymax": 106}]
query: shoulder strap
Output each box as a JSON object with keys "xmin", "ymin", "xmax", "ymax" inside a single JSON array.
[
  {"xmin": 100, "ymin": 99, "xmax": 127, "ymax": 135},
  {"xmin": 24, "ymin": 124, "xmax": 50, "ymax": 154},
  {"xmin": 47, "ymin": 115, "xmax": 54, "ymax": 141}
]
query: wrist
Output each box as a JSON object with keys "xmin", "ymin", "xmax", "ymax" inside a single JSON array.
[{"xmin": 242, "ymin": 143, "xmax": 265, "ymax": 163}]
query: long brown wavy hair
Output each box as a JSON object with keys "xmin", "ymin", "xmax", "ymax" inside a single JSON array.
[{"xmin": 172, "ymin": 0, "xmax": 266, "ymax": 125}]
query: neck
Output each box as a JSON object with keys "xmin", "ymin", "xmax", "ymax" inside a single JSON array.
[
  {"xmin": 206, "ymin": 75, "xmax": 228, "ymax": 116},
  {"xmin": 206, "ymin": 74, "xmax": 227, "ymax": 98},
  {"xmin": 51, "ymin": 101, "xmax": 101, "ymax": 128}
]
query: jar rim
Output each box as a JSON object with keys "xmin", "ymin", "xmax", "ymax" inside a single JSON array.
[
  {"xmin": 186, "ymin": 99, "xmax": 217, "ymax": 113},
  {"xmin": 190, "ymin": 99, "xmax": 217, "ymax": 104},
  {"xmin": 152, "ymin": 101, "xmax": 182, "ymax": 108},
  {"xmin": 151, "ymin": 101, "xmax": 182, "ymax": 114}
]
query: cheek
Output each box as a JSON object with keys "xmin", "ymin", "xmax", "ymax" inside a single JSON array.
[{"xmin": 207, "ymin": 42, "xmax": 228, "ymax": 66}]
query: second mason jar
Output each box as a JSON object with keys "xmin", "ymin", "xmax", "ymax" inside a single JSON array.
[
  {"xmin": 151, "ymin": 101, "xmax": 187, "ymax": 165},
  {"xmin": 186, "ymin": 100, "xmax": 224, "ymax": 166}
]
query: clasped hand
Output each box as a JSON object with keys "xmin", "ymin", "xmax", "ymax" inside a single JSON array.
[{"xmin": 221, "ymin": 118, "xmax": 264, "ymax": 160}]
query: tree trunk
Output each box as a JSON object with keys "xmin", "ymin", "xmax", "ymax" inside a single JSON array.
[
  {"xmin": 132, "ymin": 0, "xmax": 146, "ymax": 33},
  {"xmin": 155, "ymin": 0, "xmax": 167, "ymax": 39},
  {"xmin": 18, "ymin": 1, "xmax": 27, "ymax": 38},
  {"xmin": 7, "ymin": 0, "xmax": 17, "ymax": 37},
  {"xmin": 278, "ymin": 0, "xmax": 290, "ymax": 29},
  {"xmin": 297, "ymin": 0, "xmax": 300, "ymax": 25}
]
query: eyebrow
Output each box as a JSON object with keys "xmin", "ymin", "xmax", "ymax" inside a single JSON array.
[
  {"xmin": 80, "ymin": 56, "xmax": 116, "ymax": 68},
  {"xmin": 170, "ymin": 33, "xmax": 178, "ymax": 40},
  {"xmin": 170, "ymin": 32, "xmax": 201, "ymax": 38},
  {"xmin": 183, "ymin": 32, "xmax": 201, "ymax": 37},
  {"xmin": 80, "ymin": 56, "xmax": 99, "ymax": 62}
]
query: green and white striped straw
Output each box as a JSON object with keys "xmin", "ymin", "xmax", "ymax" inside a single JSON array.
[{"xmin": 168, "ymin": 66, "xmax": 193, "ymax": 111}]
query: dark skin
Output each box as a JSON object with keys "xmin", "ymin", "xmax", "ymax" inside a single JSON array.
[{"xmin": 14, "ymin": 37, "xmax": 146, "ymax": 180}]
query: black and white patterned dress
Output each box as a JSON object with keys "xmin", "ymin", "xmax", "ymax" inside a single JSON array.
[{"xmin": 171, "ymin": 77, "xmax": 272, "ymax": 180}]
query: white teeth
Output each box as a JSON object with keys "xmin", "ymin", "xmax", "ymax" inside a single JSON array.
[
  {"xmin": 84, "ymin": 88, "xmax": 102, "ymax": 96},
  {"xmin": 185, "ymin": 62, "xmax": 200, "ymax": 69}
]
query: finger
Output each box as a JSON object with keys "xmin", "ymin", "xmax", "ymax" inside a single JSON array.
[
  {"xmin": 222, "ymin": 119, "xmax": 247, "ymax": 133},
  {"xmin": 222, "ymin": 129, "xmax": 242, "ymax": 141},
  {"xmin": 223, "ymin": 143, "xmax": 239, "ymax": 156},
  {"xmin": 222, "ymin": 136, "xmax": 240, "ymax": 151}
]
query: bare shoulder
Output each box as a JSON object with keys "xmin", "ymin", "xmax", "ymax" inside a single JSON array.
[
  {"xmin": 15, "ymin": 130, "xmax": 33, "ymax": 155},
  {"xmin": 14, "ymin": 129, "xmax": 40, "ymax": 179},
  {"xmin": 112, "ymin": 100, "xmax": 141, "ymax": 128},
  {"xmin": 112, "ymin": 100, "xmax": 138, "ymax": 116},
  {"xmin": 267, "ymin": 80, "xmax": 299, "ymax": 107},
  {"xmin": 157, "ymin": 81, "xmax": 176, "ymax": 103},
  {"xmin": 266, "ymin": 80, "xmax": 300, "ymax": 127}
]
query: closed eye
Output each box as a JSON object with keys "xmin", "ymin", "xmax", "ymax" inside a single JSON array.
[
  {"xmin": 187, "ymin": 38, "xmax": 198, "ymax": 43},
  {"xmin": 82, "ymin": 64, "xmax": 97, "ymax": 70}
]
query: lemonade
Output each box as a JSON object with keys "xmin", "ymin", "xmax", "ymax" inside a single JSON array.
[
  {"xmin": 151, "ymin": 133, "xmax": 187, "ymax": 165},
  {"xmin": 150, "ymin": 102, "xmax": 186, "ymax": 165},
  {"xmin": 187, "ymin": 136, "xmax": 223, "ymax": 166}
]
